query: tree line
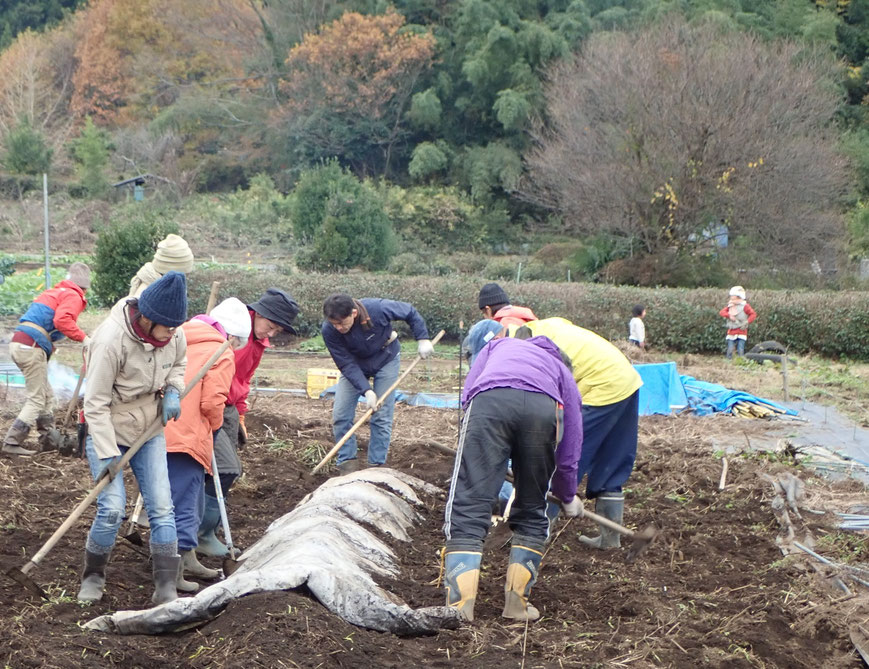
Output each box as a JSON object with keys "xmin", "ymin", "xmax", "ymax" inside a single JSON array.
[{"xmin": 0, "ymin": 0, "xmax": 868, "ymax": 285}]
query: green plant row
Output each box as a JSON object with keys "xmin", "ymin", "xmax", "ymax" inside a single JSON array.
[{"xmin": 185, "ymin": 267, "xmax": 869, "ymax": 360}]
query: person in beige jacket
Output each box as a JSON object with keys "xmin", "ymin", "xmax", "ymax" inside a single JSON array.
[
  {"xmin": 128, "ymin": 233, "xmax": 195, "ymax": 298},
  {"xmin": 78, "ymin": 272, "xmax": 188, "ymax": 607}
]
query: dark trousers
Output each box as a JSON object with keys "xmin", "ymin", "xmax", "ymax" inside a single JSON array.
[
  {"xmin": 167, "ymin": 452, "xmax": 204, "ymax": 551},
  {"xmin": 576, "ymin": 390, "xmax": 639, "ymax": 499},
  {"xmin": 444, "ymin": 388, "xmax": 557, "ymax": 547}
]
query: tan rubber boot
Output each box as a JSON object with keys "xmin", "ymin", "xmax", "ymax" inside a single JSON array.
[
  {"xmin": 502, "ymin": 541, "xmax": 543, "ymax": 622},
  {"xmin": 443, "ymin": 549, "xmax": 482, "ymax": 621}
]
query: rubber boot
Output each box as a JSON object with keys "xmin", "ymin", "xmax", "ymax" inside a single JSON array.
[
  {"xmin": 196, "ymin": 494, "xmax": 228, "ymax": 557},
  {"xmin": 335, "ymin": 459, "xmax": 360, "ymax": 475},
  {"xmin": 176, "ymin": 561, "xmax": 200, "ymax": 593},
  {"xmin": 36, "ymin": 413, "xmax": 63, "ymax": 452},
  {"xmin": 578, "ymin": 493, "xmax": 624, "ymax": 550},
  {"xmin": 2, "ymin": 419, "xmax": 36, "ymax": 456},
  {"xmin": 77, "ymin": 549, "xmax": 110, "ymax": 603},
  {"xmin": 502, "ymin": 538, "xmax": 544, "ymax": 622},
  {"xmin": 152, "ymin": 553, "xmax": 182, "ymax": 604},
  {"xmin": 443, "ymin": 548, "xmax": 482, "ymax": 621},
  {"xmin": 181, "ymin": 549, "xmax": 219, "ymax": 580}
]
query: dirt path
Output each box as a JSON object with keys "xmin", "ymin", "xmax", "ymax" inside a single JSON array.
[{"xmin": 1, "ymin": 396, "xmax": 867, "ymax": 668}]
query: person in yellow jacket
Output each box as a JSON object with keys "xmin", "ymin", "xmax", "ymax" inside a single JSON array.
[{"xmin": 512, "ymin": 317, "xmax": 642, "ymax": 550}]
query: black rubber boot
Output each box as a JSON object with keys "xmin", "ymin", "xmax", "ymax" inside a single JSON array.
[
  {"xmin": 578, "ymin": 493, "xmax": 624, "ymax": 549},
  {"xmin": 151, "ymin": 554, "xmax": 181, "ymax": 605},
  {"xmin": 77, "ymin": 550, "xmax": 111, "ymax": 603}
]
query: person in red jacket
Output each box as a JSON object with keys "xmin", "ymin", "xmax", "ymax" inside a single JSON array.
[
  {"xmin": 197, "ymin": 288, "xmax": 299, "ymax": 557},
  {"xmin": 3, "ymin": 263, "xmax": 91, "ymax": 456},
  {"xmin": 164, "ymin": 299, "xmax": 247, "ymax": 591},
  {"xmin": 719, "ymin": 285, "xmax": 757, "ymax": 359},
  {"xmin": 477, "ymin": 283, "xmax": 537, "ymax": 327}
]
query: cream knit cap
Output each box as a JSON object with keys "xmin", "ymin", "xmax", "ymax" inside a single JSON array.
[{"xmin": 152, "ymin": 234, "xmax": 195, "ymax": 275}]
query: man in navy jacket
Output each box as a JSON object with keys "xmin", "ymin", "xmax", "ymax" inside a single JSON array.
[{"xmin": 322, "ymin": 293, "xmax": 432, "ymax": 472}]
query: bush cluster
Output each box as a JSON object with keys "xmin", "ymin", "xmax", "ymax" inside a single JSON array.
[{"xmin": 186, "ymin": 268, "xmax": 869, "ymax": 359}]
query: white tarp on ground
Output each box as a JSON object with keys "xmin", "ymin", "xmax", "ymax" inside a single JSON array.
[{"xmin": 85, "ymin": 469, "xmax": 461, "ymax": 636}]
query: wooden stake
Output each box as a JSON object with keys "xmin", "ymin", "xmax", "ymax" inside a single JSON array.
[
  {"xmin": 205, "ymin": 280, "xmax": 221, "ymax": 315},
  {"xmin": 718, "ymin": 457, "xmax": 729, "ymax": 490}
]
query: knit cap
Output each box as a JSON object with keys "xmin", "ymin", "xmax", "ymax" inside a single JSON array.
[
  {"xmin": 67, "ymin": 262, "xmax": 91, "ymax": 290},
  {"xmin": 478, "ymin": 282, "xmax": 510, "ymax": 310},
  {"xmin": 729, "ymin": 285, "xmax": 746, "ymax": 300},
  {"xmin": 465, "ymin": 319, "xmax": 505, "ymax": 364},
  {"xmin": 138, "ymin": 271, "xmax": 188, "ymax": 327},
  {"xmin": 152, "ymin": 234, "xmax": 195, "ymax": 275},
  {"xmin": 210, "ymin": 297, "xmax": 252, "ymax": 340},
  {"xmin": 249, "ymin": 288, "xmax": 299, "ymax": 335}
]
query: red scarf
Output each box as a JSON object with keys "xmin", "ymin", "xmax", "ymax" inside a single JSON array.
[{"xmin": 129, "ymin": 304, "xmax": 172, "ymax": 348}]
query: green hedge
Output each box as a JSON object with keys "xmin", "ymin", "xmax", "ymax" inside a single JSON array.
[{"xmin": 186, "ymin": 268, "xmax": 869, "ymax": 359}]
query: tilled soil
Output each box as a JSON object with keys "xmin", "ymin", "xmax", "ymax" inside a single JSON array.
[{"xmin": 1, "ymin": 395, "xmax": 868, "ymax": 668}]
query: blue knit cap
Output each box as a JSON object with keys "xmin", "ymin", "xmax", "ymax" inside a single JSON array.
[
  {"xmin": 138, "ymin": 270, "xmax": 188, "ymax": 327},
  {"xmin": 464, "ymin": 319, "xmax": 504, "ymax": 364}
]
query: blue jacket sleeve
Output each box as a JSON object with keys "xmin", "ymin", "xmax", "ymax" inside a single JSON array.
[
  {"xmin": 322, "ymin": 321, "xmax": 371, "ymax": 395},
  {"xmin": 551, "ymin": 367, "xmax": 582, "ymax": 503},
  {"xmin": 378, "ymin": 299, "xmax": 429, "ymax": 340}
]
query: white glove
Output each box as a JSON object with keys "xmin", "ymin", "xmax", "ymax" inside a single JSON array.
[
  {"xmin": 560, "ymin": 496, "xmax": 584, "ymax": 518},
  {"xmin": 83, "ymin": 335, "xmax": 92, "ymax": 348},
  {"xmin": 417, "ymin": 339, "xmax": 434, "ymax": 359},
  {"xmin": 364, "ymin": 390, "xmax": 378, "ymax": 412}
]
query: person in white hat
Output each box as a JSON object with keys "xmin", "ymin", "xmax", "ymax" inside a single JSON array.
[
  {"xmin": 719, "ymin": 286, "xmax": 756, "ymax": 359},
  {"xmin": 128, "ymin": 233, "xmax": 195, "ymax": 298},
  {"xmin": 163, "ymin": 297, "xmax": 251, "ymax": 592}
]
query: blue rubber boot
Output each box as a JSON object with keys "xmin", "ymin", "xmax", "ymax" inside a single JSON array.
[
  {"xmin": 502, "ymin": 537, "xmax": 544, "ymax": 621},
  {"xmin": 196, "ymin": 494, "xmax": 228, "ymax": 558},
  {"xmin": 443, "ymin": 547, "xmax": 482, "ymax": 621}
]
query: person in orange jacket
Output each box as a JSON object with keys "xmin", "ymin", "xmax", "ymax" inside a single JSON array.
[
  {"xmin": 477, "ymin": 283, "xmax": 537, "ymax": 327},
  {"xmin": 163, "ymin": 298, "xmax": 250, "ymax": 590},
  {"xmin": 3, "ymin": 263, "xmax": 91, "ymax": 456}
]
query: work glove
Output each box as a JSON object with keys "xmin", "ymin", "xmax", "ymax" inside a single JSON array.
[
  {"xmin": 238, "ymin": 413, "xmax": 248, "ymax": 447},
  {"xmin": 560, "ymin": 496, "xmax": 584, "ymax": 518},
  {"xmin": 364, "ymin": 390, "xmax": 379, "ymax": 412},
  {"xmin": 161, "ymin": 387, "xmax": 181, "ymax": 425},
  {"xmin": 96, "ymin": 458, "xmax": 122, "ymax": 483},
  {"xmin": 83, "ymin": 335, "xmax": 92, "ymax": 349},
  {"xmin": 417, "ymin": 339, "xmax": 434, "ymax": 359}
]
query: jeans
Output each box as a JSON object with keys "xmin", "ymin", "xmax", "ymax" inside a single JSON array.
[
  {"xmin": 167, "ymin": 452, "xmax": 204, "ymax": 551},
  {"xmin": 726, "ymin": 338, "xmax": 746, "ymax": 359},
  {"xmin": 85, "ymin": 433, "xmax": 177, "ymax": 551},
  {"xmin": 333, "ymin": 354, "xmax": 400, "ymax": 466}
]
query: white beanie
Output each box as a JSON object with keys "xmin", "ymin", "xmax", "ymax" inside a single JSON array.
[
  {"xmin": 729, "ymin": 285, "xmax": 746, "ymax": 300},
  {"xmin": 210, "ymin": 297, "xmax": 252, "ymax": 340}
]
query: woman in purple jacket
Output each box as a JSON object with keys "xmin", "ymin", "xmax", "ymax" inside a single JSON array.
[{"xmin": 443, "ymin": 320, "xmax": 583, "ymax": 623}]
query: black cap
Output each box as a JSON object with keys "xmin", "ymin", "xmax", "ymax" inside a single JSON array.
[
  {"xmin": 478, "ymin": 282, "xmax": 509, "ymax": 310},
  {"xmin": 249, "ymin": 288, "xmax": 299, "ymax": 334}
]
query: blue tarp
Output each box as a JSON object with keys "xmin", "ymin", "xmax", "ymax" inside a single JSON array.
[
  {"xmin": 679, "ymin": 375, "xmax": 797, "ymax": 416},
  {"xmin": 318, "ymin": 366, "xmax": 797, "ymax": 418},
  {"xmin": 635, "ymin": 362, "xmax": 689, "ymax": 416}
]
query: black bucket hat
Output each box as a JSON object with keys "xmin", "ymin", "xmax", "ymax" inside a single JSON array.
[{"xmin": 249, "ymin": 288, "xmax": 299, "ymax": 335}]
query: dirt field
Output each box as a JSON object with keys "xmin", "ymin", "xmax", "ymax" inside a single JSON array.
[{"xmin": 2, "ymin": 387, "xmax": 868, "ymax": 669}]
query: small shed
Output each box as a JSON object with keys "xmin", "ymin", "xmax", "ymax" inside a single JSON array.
[{"xmin": 112, "ymin": 174, "xmax": 166, "ymax": 201}]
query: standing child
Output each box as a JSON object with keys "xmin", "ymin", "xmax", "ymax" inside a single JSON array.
[
  {"xmin": 720, "ymin": 286, "xmax": 756, "ymax": 359},
  {"xmin": 628, "ymin": 304, "xmax": 646, "ymax": 349}
]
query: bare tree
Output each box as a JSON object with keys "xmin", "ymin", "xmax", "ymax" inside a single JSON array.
[{"xmin": 521, "ymin": 18, "xmax": 850, "ymax": 276}]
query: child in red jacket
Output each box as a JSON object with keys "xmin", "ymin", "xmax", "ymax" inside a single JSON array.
[{"xmin": 720, "ymin": 286, "xmax": 756, "ymax": 359}]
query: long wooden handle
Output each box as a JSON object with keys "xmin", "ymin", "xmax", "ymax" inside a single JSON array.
[
  {"xmin": 205, "ymin": 281, "xmax": 221, "ymax": 315},
  {"xmin": 62, "ymin": 364, "xmax": 86, "ymax": 426},
  {"xmin": 21, "ymin": 339, "xmax": 232, "ymax": 575},
  {"xmin": 545, "ymin": 492, "xmax": 634, "ymax": 538},
  {"xmin": 311, "ymin": 330, "xmax": 445, "ymax": 474}
]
